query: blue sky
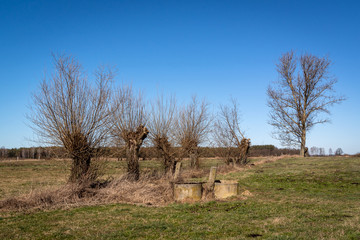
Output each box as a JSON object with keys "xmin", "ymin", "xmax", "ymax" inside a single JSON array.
[{"xmin": 0, "ymin": 0, "xmax": 359, "ymax": 154}]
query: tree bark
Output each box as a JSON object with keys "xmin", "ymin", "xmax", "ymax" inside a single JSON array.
[
  {"xmin": 155, "ymin": 136, "xmax": 175, "ymax": 173},
  {"xmin": 163, "ymin": 153, "xmax": 174, "ymax": 174},
  {"xmin": 69, "ymin": 154, "xmax": 91, "ymax": 182},
  {"xmin": 124, "ymin": 125, "xmax": 149, "ymax": 181},
  {"xmin": 237, "ymin": 138, "xmax": 251, "ymax": 165},
  {"xmin": 189, "ymin": 149, "xmax": 199, "ymax": 168},
  {"xmin": 126, "ymin": 144, "xmax": 140, "ymax": 181},
  {"xmin": 300, "ymin": 129, "xmax": 306, "ymax": 157}
]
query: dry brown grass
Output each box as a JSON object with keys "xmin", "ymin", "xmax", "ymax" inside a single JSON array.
[
  {"xmin": 0, "ymin": 156, "xmax": 286, "ymax": 212},
  {"xmin": 250, "ymin": 154, "xmax": 294, "ymax": 165},
  {"xmin": 0, "ymin": 171, "xmax": 191, "ymax": 212},
  {"xmin": 0, "ymin": 172, "xmax": 173, "ymax": 212}
]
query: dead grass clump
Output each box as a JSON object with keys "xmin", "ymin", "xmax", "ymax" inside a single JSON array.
[
  {"xmin": 0, "ymin": 183, "xmax": 97, "ymax": 212},
  {"xmin": 98, "ymin": 175, "xmax": 173, "ymax": 205},
  {"xmin": 0, "ymin": 171, "xmax": 173, "ymax": 212},
  {"xmin": 180, "ymin": 167, "xmax": 208, "ymax": 179}
]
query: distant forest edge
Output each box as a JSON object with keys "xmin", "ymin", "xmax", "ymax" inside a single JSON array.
[{"xmin": 0, "ymin": 145, "xmax": 347, "ymax": 160}]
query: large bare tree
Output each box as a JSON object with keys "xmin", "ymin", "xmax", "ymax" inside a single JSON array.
[
  {"xmin": 110, "ymin": 85, "xmax": 148, "ymax": 180},
  {"xmin": 148, "ymin": 94, "xmax": 177, "ymax": 173},
  {"xmin": 214, "ymin": 99, "xmax": 250, "ymax": 165},
  {"xmin": 175, "ymin": 96, "xmax": 211, "ymax": 168},
  {"xmin": 267, "ymin": 51, "xmax": 344, "ymax": 157},
  {"xmin": 29, "ymin": 54, "xmax": 114, "ymax": 182}
]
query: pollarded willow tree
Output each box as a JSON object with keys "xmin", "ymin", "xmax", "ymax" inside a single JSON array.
[
  {"xmin": 29, "ymin": 54, "xmax": 114, "ymax": 182},
  {"xmin": 267, "ymin": 51, "xmax": 345, "ymax": 157},
  {"xmin": 110, "ymin": 85, "xmax": 148, "ymax": 181},
  {"xmin": 213, "ymin": 99, "xmax": 251, "ymax": 165},
  {"xmin": 175, "ymin": 96, "xmax": 211, "ymax": 168},
  {"xmin": 148, "ymin": 94, "xmax": 177, "ymax": 173}
]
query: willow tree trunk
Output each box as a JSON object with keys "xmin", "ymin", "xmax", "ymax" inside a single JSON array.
[
  {"xmin": 155, "ymin": 137, "xmax": 175, "ymax": 173},
  {"xmin": 189, "ymin": 149, "xmax": 199, "ymax": 168},
  {"xmin": 69, "ymin": 154, "xmax": 91, "ymax": 182},
  {"xmin": 126, "ymin": 144, "xmax": 140, "ymax": 181},
  {"xmin": 67, "ymin": 133, "xmax": 93, "ymax": 183},
  {"xmin": 163, "ymin": 153, "xmax": 175, "ymax": 173},
  {"xmin": 237, "ymin": 138, "xmax": 251, "ymax": 165},
  {"xmin": 124, "ymin": 125, "xmax": 149, "ymax": 181}
]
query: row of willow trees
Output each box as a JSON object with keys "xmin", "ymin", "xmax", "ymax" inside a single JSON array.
[{"xmin": 29, "ymin": 54, "xmax": 251, "ymax": 182}]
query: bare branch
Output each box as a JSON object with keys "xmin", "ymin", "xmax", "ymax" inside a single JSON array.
[
  {"xmin": 110, "ymin": 84, "xmax": 148, "ymax": 180},
  {"xmin": 174, "ymin": 96, "xmax": 211, "ymax": 168},
  {"xmin": 213, "ymin": 98, "xmax": 250, "ymax": 165},
  {"xmin": 148, "ymin": 93, "xmax": 177, "ymax": 173}
]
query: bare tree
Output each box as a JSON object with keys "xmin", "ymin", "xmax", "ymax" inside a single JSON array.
[
  {"xmin": 36, "ymin": 148, "xmax": 42, "ymax": 160},
  {"xmin": 21, "ymin": 148, "xmax": 26, "ymax": 159},
  {"xmin": 29, "ymin": 54, "xmax": 114, "ymax": 182},
  {"xmin": 110, "ymin": 85, "xmax": 148, "ymax": 180},
  {"xmin": 335, "ymin": 148, "xmax": 343, "ymax": 156},
  {"xmin": 214, "ymin": 99, "xmax": 250, "ymax": 165},
  {"xmin": 329, "ymin": 148, "xmax": 333, "ymax": 156},
  {"xmin": 148, "ymin": 94, "xmax": 177, "ymax": 173},
  {"xmin": 30, "ymin": 147, "xmax": 35, "ymax": 159},
  {"xmin": 310, "ymin": 146, "xmax": 319, "ymax": 156},
  {"xmin": 0, "ymin": 146, "xmax": 6, "ymax": 159},
  {"xmin": 175, "ymin": 96, "xmax": 211, "ymax": 168},
  {"xmin": 268, "ymin": 51, "xmax": 345, "ymax": 157}
]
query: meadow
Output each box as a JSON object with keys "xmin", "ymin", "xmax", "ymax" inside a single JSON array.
[{"xmin": 0, "ymin": 156, "xmax": 359, "ymax": 239}]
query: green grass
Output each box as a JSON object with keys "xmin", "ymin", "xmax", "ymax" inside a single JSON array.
[{"xmin": 1, "ymin": 156, "xmax": 360, "ymax": 239}]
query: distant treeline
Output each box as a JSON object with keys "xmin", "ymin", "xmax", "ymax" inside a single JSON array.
[{"xmin": 0, "ymin": 145, "xmax": 299, "ymax": 160}]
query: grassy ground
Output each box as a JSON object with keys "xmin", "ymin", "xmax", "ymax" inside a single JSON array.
[{"xmin": 0, "ymin": 156, "xmax": 359, "ymax": 239}]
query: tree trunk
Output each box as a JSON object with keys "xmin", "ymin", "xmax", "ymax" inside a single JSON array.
[
  {"xmin": 237, "ymin": 138, "xmax": 251, "ymax": 165},
  {"xmin": 155, "ymin": 136, "xmax": 174, "ymax": 173},
  {"xmin": 124, "ymin": 125, "xmax": 149, "ymax": 181},
  {"xmin": 189, "ymin": 150, "xmax": 199, "ymax": 168},
  {"xmin": 69, "ymin": 154, "xmax": 91, "ymax": 183},
  {"xmin": 163, "ymin": 154, "xmax": 174, "ymax": 173},
  {"xmin": 300, "ymin": 129, "xmax": 306, "ymax": 157},
  {"xmin": 67, "ymin": 133, "xmax": 93, "ymax": 182},
  {"xmin": 224, "ymin": 147, "xmax": 232, "ymax": 165},
  {"xmin": 126, "ymin": 144, "xmax": 140, "ymax": 181}
]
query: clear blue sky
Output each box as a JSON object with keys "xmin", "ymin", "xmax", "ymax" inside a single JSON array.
[{"xmin": 0, "ymin": 0, "xmax": 359, "ymax": 154}]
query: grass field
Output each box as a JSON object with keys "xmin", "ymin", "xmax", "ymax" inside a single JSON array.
[
  {"xmin": 0, "ymin": 156, "xmax": 359, "ymax": 239},
  {"xmin": 0, "ymin": 158, "xmax": 225, "ymax": 200}
]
